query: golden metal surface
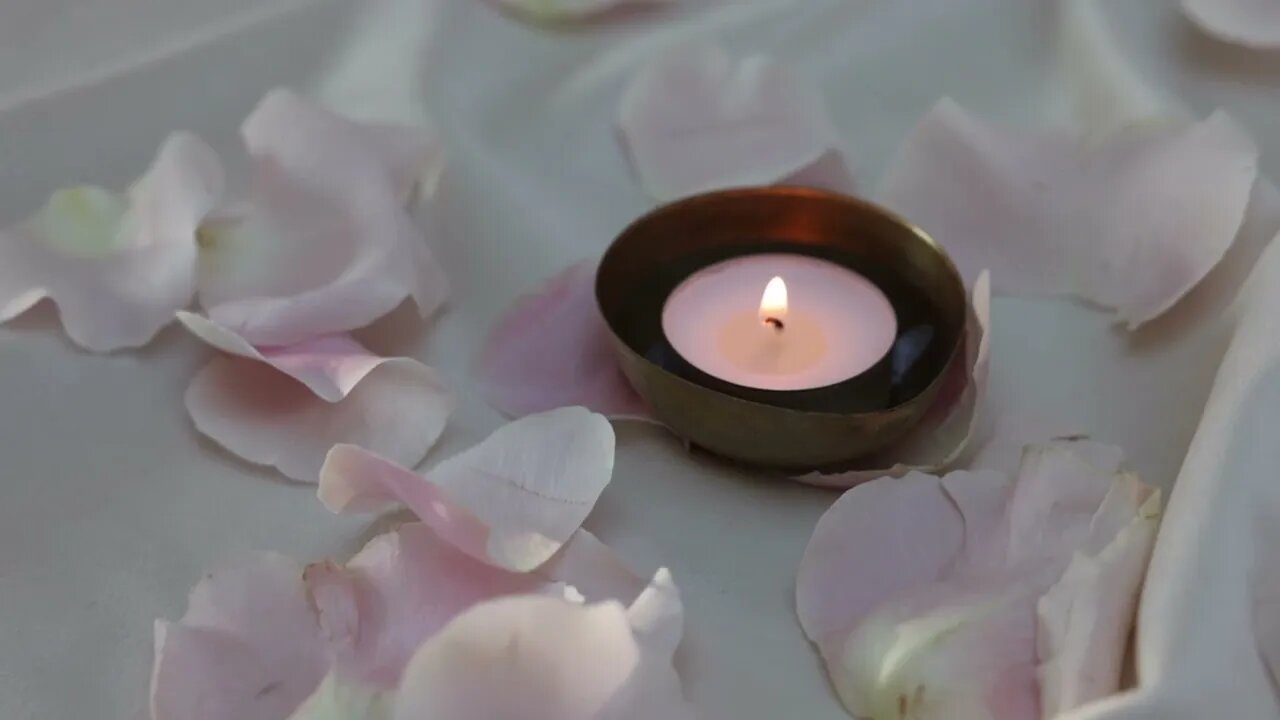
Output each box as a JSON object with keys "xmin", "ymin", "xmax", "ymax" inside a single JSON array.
[{"xmin": 596, "ymin": 187, "xmax": 967, "ymax": 471}]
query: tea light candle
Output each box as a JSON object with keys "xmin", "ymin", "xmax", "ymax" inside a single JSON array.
[{"xmin": 660, "ymin": 253, "xmax": 898, "ymax": 391}]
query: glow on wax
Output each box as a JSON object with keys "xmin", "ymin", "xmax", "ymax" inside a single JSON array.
[{"xmin": 660, "ymin": 253, "xmax": 898, "ymax": 391}]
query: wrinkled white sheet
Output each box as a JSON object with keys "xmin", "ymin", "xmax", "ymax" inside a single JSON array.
[{"xmin": 1, "ymin": 1, "xmax": 1279, "ymax": 718}]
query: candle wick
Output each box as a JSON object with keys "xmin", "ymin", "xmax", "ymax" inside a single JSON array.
[{"xmin": 763, "ymin": 317, "xmax": 785, "ymax": 332}]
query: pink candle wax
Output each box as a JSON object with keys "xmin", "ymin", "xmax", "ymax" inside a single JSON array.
[{"xmin": 660, "ymin": 253, "xmax": 897, "ymax": 391}]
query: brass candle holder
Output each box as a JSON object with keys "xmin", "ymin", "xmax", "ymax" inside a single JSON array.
[{"xmin": 595, "ymin": 187, "xmax": 967, "ymax": 471}]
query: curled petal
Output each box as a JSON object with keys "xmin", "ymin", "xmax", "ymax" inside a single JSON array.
[
  {"xmin": 150, "ymin": 554, "xmax": 328, "ymax": 720},
  {"xmin": 538, "ymin": 527, "xmax": 651, "ymax": 604},
  {"xmin": 1037, "ymin": 485, "xmax": 1161, "ymax": 716},
  {"xmin": 178, "ymin": 313, "xmax": 444, "ymax": 403},
  {"xmin": 619, "ymin": 44, "xmax": 850, "ymax": 201},
  {"xmin": 391, "ymin": 590, "xmax": 694, "ymax": 720},
  {"xmin": 476, "ymin": 261, "xmax": 653, "ymax": 420},
  {"xmin": 197, "ymin": 89, "xmax": 447, "ymax": 346},
  {"xmin": 797, "ymin": 271, "xmax": 991, "ymax": 489},
  {"xmin": 319, "ymin": 407, "xmax": 615, "ymax": 571},
  {"xmin": 1184, "ymin": 0, "xmax": 1280, "ymax": 49},
  {"xmin": 153, "ymin": 527, "xmax": 656, "ymax": 720},
  {"xmin": 939, "ymin": 469, "xmax": 1017, "ymax": 574},
  {"xmin": 626, "ymin": 568, "xmax": 684, "ymax": 660},
  {"xmin": 302, "ymin": 521, "xmax": 663, "ymax": 690},
  {"xmin": 0, "ymin": 133, "xmax": 222, "ymax": 351},
  {"xmin": 798, "ymin": 442, "xmax": 1159, "ymax": 720},
  {"xmin": 880, "ymin": 100, "xmax": 1258, "ymax": 328},
  {"xmin": 184, "ymin": 338, "xmax": 452, "ymax": 483},
  {"xmin": 304, "ymin": 523, "xmax": 549, "ymax": 687},
  {"xmin": 340, "ymin": 121, "xmax": 444, "ymax": 208},
  {"xmin": 1004, "ymin": 443, "xmax": 1126, "ymax": 565}
]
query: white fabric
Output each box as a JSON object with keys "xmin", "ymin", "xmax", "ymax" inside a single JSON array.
[{"xmin": 2, "ymin": 1, "xmax": 1280, "ymax": 719}]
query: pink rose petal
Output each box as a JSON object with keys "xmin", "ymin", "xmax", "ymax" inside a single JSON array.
[
  {"xmin": 477, "ymin": 261, "xmax": 653, "ymax": 421},
  {"xmin": 939, "ymin": 468, "xmax": 1016, "ymax": 574},
  {"xmin": 391, "ymin": 591, "xmax": 694, "ymax": 720},
  {"xmin": 154, "ymin": 398, "xmax": 662, "ymax": 720},
  {"xmin": 303, "ymin": 523, "xmax": 550, "ymax": 688},
  {"xmin": 1184, "ymin": 0, "xmax": 1280, "ymax": 49},
  {"xmin": 150, "ymin": 554, "xmax": 328, "ymax": 720},
  {"xmin": 795, "ymin": 470, "xmax": 974, "ymax": 656},
  {"xmin": 0, "ymin": 133, "xmax": 222, "ymax": 352},
  {"xmin": 302, "ymin": 522, "xmax": 661, "ymax": 690},
  {"xmin": 1037, "ymin": 479, "xmax": 1161, "ymax": 716},
  {"xmin": 154, "ymin": 530, "xmax": 666, "ymax": 719},
  {"xmin": 178, "ymin": 312, "xmax": 438, "ymax": 403},
  {"xmin": 184, "ymin": 337, "xmax": 452, "ymax": 483},
  {"xmin": 1004, "ymin": 443, "xmax": 1126, "ymax": 565},
  {"xmin": 538, "ymin": 525, "xmax": 650, "ymax": 603},
  {"xmin": 618, "ymin": 44, "xmax": 851, "ymax": 201},
  {"xmin": 797, "ymin": 271, "xmax": 992, "ymax": 489},
  {"xmin": 835, "ymin": 572, "xmax": 1046, "ymax": 720},
  {"xmin": 797, "ymin": 441, "xmax": 1160, "ymax": 719},
  {"xmin": 879, "ymin": 99, "xmax": 1258, "ymax": 328},
  {"xmin": 196, "ymin": 89, "xmax": 448, "ymax": 346},
  {"xmin": 319, "ymin": 406, "xmax": 615, "ymax": 571}
]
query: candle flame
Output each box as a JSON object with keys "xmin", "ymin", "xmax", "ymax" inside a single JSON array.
[{"xmin": 759, "ymin": 276, "xmax": 788, "ymax": 326}]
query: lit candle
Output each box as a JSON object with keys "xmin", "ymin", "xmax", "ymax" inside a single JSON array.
[{"xmin": 660, "ymin": 253, "xmax": 898, "ymax": 391}]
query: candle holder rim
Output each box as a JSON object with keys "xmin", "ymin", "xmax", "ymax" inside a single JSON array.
[
  {"xmin": 595, "ymin": 185, "xmax": 969, "ymax": 469},
  {"xmin": 596, "ymin": 186, "xmax": 965, "ymax": 419}
]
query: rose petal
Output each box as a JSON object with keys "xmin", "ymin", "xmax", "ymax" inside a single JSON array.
[
  {"xmin": 476, "ymin": 261, "xmax": 653, "ymax": 420},
  {"xmin": 798, "ymin": 442, "xmax": 1159, "ymax": 719},
  {"xmin": 340, "ymin": 121, "xmax": 443, "ymax": 208},
  {"xmin": 304, "ymin": 523, "xmax": 550, "ymax": 688},
  {"xmin": 185, "ymin": 342, "xmax": 452, "ymax": 483},
  {"xmin": 153, "ymin": 525, "xmax": 654, "ymax": 720},
  {"xmin": 939, "ymin": 468, "xmax": 1017, "ymax": 574},
  {"xmin": 625, "ymin": 567, "xmax": 684, "ymax": 660},
  {"xmin": 835, "ymin": 573, "xmax": 1044, "ymax": 720},
  {"xmin": 303, "ymin": 519, "xmax": 660, "ymax": 690},
  {"xmin": 795, "ymin": 471, "xmax": 973, "ymax": 657},
  {"xmin": 498, "ymin": 0, "xmax": 670, "ymax": 22},
  {"xmin": 1037, "ymin": 484, "xmax": 1161, "ymax": 716},
  {"xmin": 197, "ymin": 89, "xmax": 448, "ymax": 346},
  {"xmin": 0, "ymin": 133, "xmax": 222, "ymax": 352},
  {"xmin": 1184, "ymin": 0, "xmax": 1280, "ymax": 49},
  {"xmin": 539, "ymin": 527, "xmax": 650, "ymax": 606},
  {"xmin": 618, "ymin": 44, "xmax": 850, "ymax": 201},
  {"xmin": 1004, "ymin": 443, "xmax": 1126, "ymax": 565},
  {"xmin": 178, "ymin": 313, "xmax": 435, "ymax": 404},
  {"xmin": 319, "ymin": 407, "xmax": 615, "ymax": 571},
  {"xmin": 879, "ymin": 99, "xmax": 1258, "ymax": 328},
  {"xmin": 151, "ymin": 554, "xmax": 328, "ymax": 720},
  {"xmin": 391, "ymin": 591, "xmax": 694, "ymax": 720},
  {"xmin": 796, "ymin": 271, "xmax": 991, "ymax": 489},
  {"xmin": 284, "ymin": 674, "xmax": 393, "ymax": 720}
]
